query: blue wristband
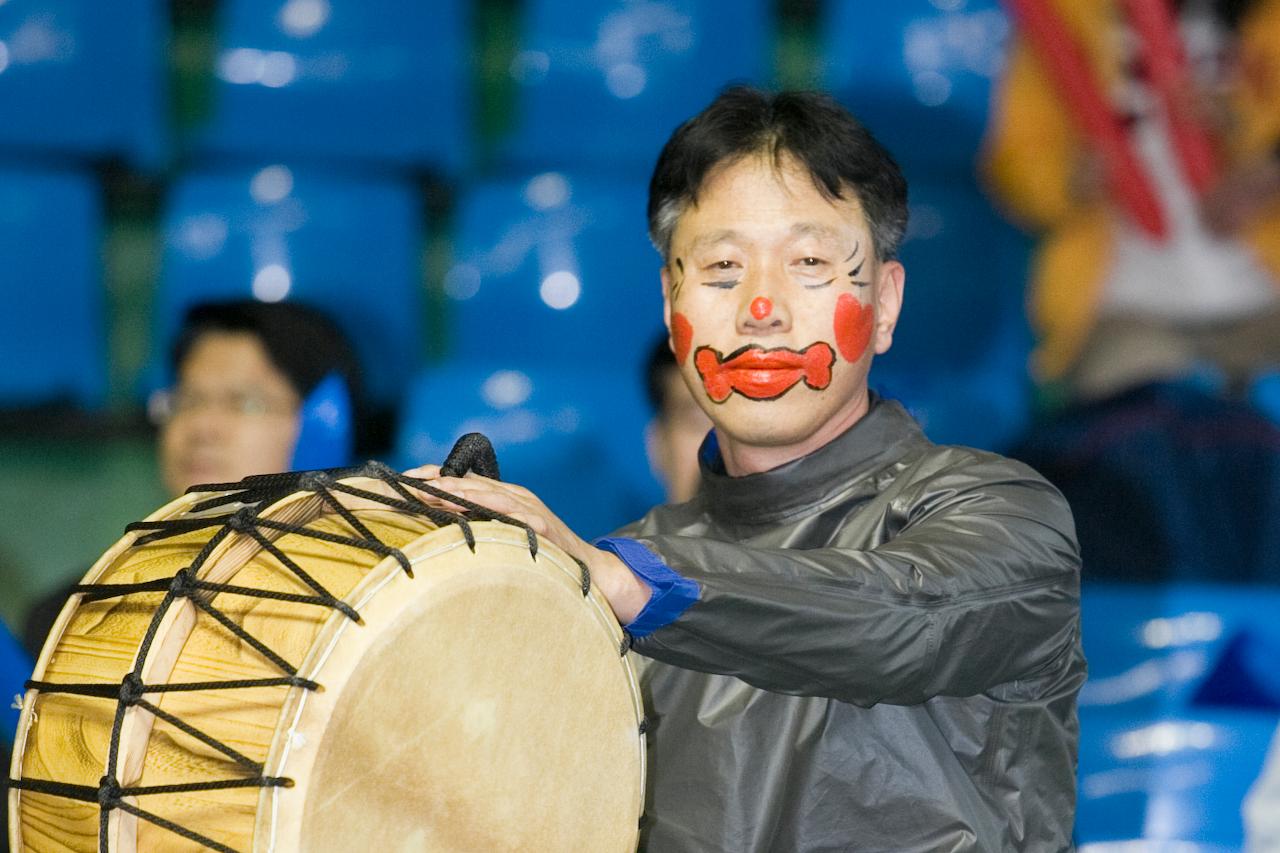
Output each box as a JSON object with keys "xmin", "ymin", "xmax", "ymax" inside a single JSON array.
[{"xmin": 594, "ymin": 537, "xmax": 700, "ymax": 638}]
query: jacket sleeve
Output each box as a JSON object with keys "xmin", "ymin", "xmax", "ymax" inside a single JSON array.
[{"xmin": 630, "ymin": 461, "xmax": 1081, "ymax": 707}]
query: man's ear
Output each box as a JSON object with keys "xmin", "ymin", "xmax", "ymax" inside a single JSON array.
[{"xmin": 872, "ymin": 259, "xmax": 905, "ymax": 356}]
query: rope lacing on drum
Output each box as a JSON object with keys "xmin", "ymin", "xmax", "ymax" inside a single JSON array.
[{"xmin": 5, "ymin": 459, "xmax": 543, "ymax": 853}]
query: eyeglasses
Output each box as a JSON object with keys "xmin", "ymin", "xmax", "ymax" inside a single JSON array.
[{"xmin": 149, "ymin": 387, "xmax": 297, "ymax": 424}]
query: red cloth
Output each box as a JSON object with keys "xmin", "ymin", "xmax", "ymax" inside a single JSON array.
[{"xmin": 1002, "ymin": 0, "xmax": 1223, "ymax": 239}]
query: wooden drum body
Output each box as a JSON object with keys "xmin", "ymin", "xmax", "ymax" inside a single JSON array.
[{"xmin": 8, "ymin": 469, "xmax": 645, "ymax": 852}]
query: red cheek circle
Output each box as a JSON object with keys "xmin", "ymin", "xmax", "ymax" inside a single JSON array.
[
  {"xmin": 834, "ymin": 293, "xmax": 875, "ymax": 363},
  {"xmin": 671, "ymin": 312, "xmax": 694, "ymax": 366}
]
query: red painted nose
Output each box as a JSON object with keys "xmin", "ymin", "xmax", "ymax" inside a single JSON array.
[{"xmin": 749, "ymin": 296, "xmax": 773, "ymax": 321}]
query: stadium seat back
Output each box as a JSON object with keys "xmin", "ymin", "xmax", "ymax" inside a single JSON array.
[
  {"xmin": 1075, "ymin": 583, "xmax": 1280, "ymax": 848},
  {"xmin": 196, "ymin": 0, "xmax": 469, "ymax": 173},
  {"xmin": 446, "ymin": 172, "xmax": 663, "ymax": 377},
  {"xmin": 0, "ymin": 166, "xmax": 106, "ymax": 408},
  {"xmin": 820, "ymin": 0, "xmax": 1010, "ymax": 176},
  {"xmin": 0, "ymin": 0, "xmax": 168, "ymax": 169},
  {"xmin": 500, "ymin": 0, "xmax": 770, "ymax": 173},
  {"xmin": 152, "ymin": 165, "xmax": 423, "ymax": 406}
]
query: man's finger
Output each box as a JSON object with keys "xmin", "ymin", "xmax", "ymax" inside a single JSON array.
[
  {"xmin": 431, "ymin": 475, "xmax": 516, "ymax": 497},
  {"xmin": 402, "ymin": 464, "xmax": 442, "ymax": 481},
  {"xmin": 439, "ymin": 485, "xmax": 526, "ymax": 517},
  {"xmin": 493, "ymin": 512, "xmax": 550, "ymax": 536}
]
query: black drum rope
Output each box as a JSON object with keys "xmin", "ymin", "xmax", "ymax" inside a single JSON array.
[{"xmin": 4, "ymin": 442, "xmax": 558, "ymax": 853}]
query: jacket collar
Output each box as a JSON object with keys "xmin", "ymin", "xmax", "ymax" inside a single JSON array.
[{"xmin": 696, "ymin": 394, "xmax": 925, "ymax": 526}]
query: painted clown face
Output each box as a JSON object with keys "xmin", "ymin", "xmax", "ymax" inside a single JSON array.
[{"xmin": 661, "ymin": 153, "xmax": 904, "ymax": 456}]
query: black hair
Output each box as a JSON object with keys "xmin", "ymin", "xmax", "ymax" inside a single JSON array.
[
  {"xmin": 644, "ymin": 331, "xmax": 679, "ymax": 415},
  {"xmin": 171, "ymin": 299, "xmax": 364, "ymax": 411},
  {"xmin": 648, "ymin": 86, "xmax": 909, "ymax": 262}
]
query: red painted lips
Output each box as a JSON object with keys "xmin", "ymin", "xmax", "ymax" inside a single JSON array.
[{"xmin": 694, "ymin": 342, "xmax": 835, "ymax": 402}]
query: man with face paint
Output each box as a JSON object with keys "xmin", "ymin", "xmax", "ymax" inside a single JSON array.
[
  {"xmin": 20, "ymin": 299, "xmax": 362, "ymax": 659},
  {"xmin": 409, "ymin": 88, "xmax": 1084, "ymax": 851}
]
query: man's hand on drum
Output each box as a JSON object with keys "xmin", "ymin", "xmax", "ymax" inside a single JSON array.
[{"xmin": 402, "ymin": 465, "xmax": 651, "ymax": 624}]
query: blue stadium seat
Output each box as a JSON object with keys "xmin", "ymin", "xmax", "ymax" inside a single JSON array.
[
  {"xmin": 499, "ymin": 0, "xmax": 770, "ymax": 173},
  {"xmin": 1252, "ymin": 369, "xmax": 1280, "ymax": 427},
  {"xmin": 150, "ymin": 165, "xmax": 423, "ymax": 407},
  {"xmin": 445, "ymin": 172, "xmax": 664, "ymax": 377},
  {"xmin": 870, "ymin": 179, "xmax": 1033, "ymax": 451},
  {"xmin": 195, "ymin": 0, "xmax": 469, "ymax": 174},
  {"xmin": 820, "ymin": 0, "xmax": 1010, "ymax": 176},
  {"xmin": 0, "ymin": 165, "xmax": 106, "ymax": 409},
  {"xmin": 1076, "ymin": 583, "xmax": 1280, "ymax": 848},
  {"xmin": 394, "ymin": 363, "xmax": 662, "ymax": 539},
  {"xmin": 0, "ymin": 0, "xmax": 168, "ymax": 169}
]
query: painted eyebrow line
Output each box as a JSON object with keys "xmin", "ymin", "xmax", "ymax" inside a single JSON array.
[{"xmin": 843, "ymin": 240, "xmax": 860, "ymax": 263}]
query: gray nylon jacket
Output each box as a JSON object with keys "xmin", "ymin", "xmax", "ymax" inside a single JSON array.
[{"xmin": 620, "ymin": 398, "xmax": 1085, "ymax": 852}]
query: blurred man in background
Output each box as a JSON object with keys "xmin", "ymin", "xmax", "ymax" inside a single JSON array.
[
  {"xmin": 20, "ymin": 299, "xmax": 363, "ymax": 658},
  {"xmin": 153, "ymin": 299, "xmax": 362, "ymax": 494},
  {"xmin": 643, "ymin": 333, "xmax": 713, "ymax": 504}
]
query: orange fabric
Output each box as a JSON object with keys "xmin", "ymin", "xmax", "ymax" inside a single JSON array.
[
  {"xmin": 983, "ymin": 0, "xmax": 1280, "ymax": 381},
  {"xmin": 1026, "ymin": 217, "xmax": 1114, "ymax": 380},
  {"xmin": 1232, "ymin": 0, "xmax": 1280, "ymax": 156}
]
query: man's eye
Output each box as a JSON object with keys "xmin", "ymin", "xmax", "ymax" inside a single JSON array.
[
  {"xmin": 713, "ymin": 260, "xmax": 736, "ymax": 270},
  {"xmin": 799, "ymin": 257, "xmax": 825, "ymax": 266}
]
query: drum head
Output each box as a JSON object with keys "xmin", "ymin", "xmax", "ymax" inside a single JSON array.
[{"xmin": 276, "ymin": 523, "xmax": 645, "ymax": 852}]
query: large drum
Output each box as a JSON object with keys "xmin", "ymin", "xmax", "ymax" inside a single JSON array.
[{"xmin": 8, "ymin": 463, "xmax": 645, "ymax": 851}]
